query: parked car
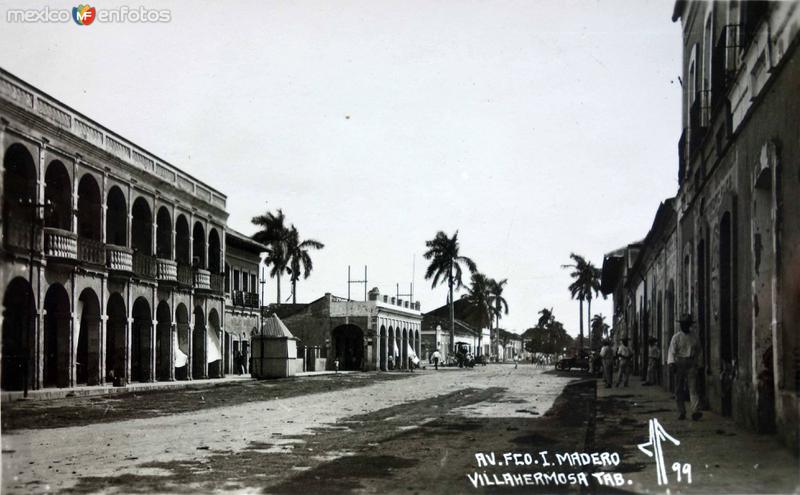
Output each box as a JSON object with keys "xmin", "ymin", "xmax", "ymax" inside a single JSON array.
[{"xmin": 555, "ymin": 352, "xmax": 590, "ymax": 372}]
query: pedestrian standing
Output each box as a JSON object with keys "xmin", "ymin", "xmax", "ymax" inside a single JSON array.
[
  {"xmin": 241, "ymin": 347, "xmax": 249, "ymax": 374},
  {"xmin": 432, "ymin": 349, "xmax": 441, "ymax": 370},
  {"xmin": 513, "ymin": 354, "xmax": 519, "ymax": 369},
  {"xmin": 234, "ymin": 350, "xmax": 242, "ymax": 375},
  {"xmin": 599, "ymin": 339, "xmax": 614, "ymax": 388},
  {"xmin": 668, "ymin": 314, "xmax": 703, "ymax": 421},
  {"xmin": 615, "ymin": 338, "xmax": 632, "ymax": 387},
  {"xmin": 644, "ymin": 337, "xmax": 660, "ymax": 385}
]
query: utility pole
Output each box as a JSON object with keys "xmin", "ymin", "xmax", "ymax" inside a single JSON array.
[{"xmin": 347, "ymin": 265, "xmax": 367, "ymax": 301}]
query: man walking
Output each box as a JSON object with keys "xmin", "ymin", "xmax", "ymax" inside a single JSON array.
[
  {"xmin": 668, "ymin": 314, "xmax": 703, "ymax": 421},
  {"xmin": 432, "ymin": 349, "xmax": 441, "ymax": 370},
  {"xmin": 599, "ymin": 339, "xmax": 614, "ymax": 388},
  {"xmin": 615, "ymin": 338, "xmax": 632, "ymax": 387}
]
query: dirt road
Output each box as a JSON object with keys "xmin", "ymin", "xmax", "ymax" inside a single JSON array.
[{"xmin": 2, "ymin": 365, "xmax": 586, "ymax": 494}]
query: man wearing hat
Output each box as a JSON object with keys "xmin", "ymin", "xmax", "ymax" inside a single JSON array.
[{"xmin": 668, "ymin": 314, "xmax": 703, "ymax": 420}]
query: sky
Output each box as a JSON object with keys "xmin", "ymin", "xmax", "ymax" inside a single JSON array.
[{"xmin": 0, "ymin": 0, "xmax": 682, "ymax": 336}]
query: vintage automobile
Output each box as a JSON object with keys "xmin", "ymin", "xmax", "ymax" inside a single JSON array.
[{"xmin": 555, "ymin": 352, "xmax": 591, "ymax": 372}]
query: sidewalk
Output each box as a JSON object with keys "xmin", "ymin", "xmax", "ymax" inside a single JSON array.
[
  {"xmin": 1, "ymin": 370, "xmax": 358, "ymax": 402},
  {"xmin": 593, "ymin": 378, "xmax": 799, "ymax": 494}
]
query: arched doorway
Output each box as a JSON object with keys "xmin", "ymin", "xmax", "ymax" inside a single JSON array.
[
  {"xmin": 106, "ymin": 186, "xmax": 127, "ymax": 247},
  {"xmin": 156, "ymin": 207, "xmax": 172, "ymax": 260},
  {"xmin": 208, "ymin": 228, "xmax": 221, "ymax": 274},
  {"xmin": 207, "ymin": 309, "xmax": 222, "ymax": 377},
  {"xmin": 131, "ymin": 297, "xmax": 152, "ymax": 382},
  {"xmin": 156, "ymin": 300, "xmax": 172, "ymax": 381},
  {"xmin": 387, "ymin": 327, "xmax": 395, "ymax": 370},
  {"xmin": 175, "ymin": 215, "xmax": 190, "ymax": 265},
  {"xmin": 44, "ymin": 160, "xmax": 72, "ymax": 231},
  {"xmin": 332, "ymin": 324, "xmax": 364, "ymax": 371},
  {"xmin": 132, "ymin": 198, "xmax": 152, "ymax": 255},
  {"xmin": 43, "ymin": 284, "xmax": 70, "ymax": 388},
  {"xmin": 77, "ymin": 174, "xmax": 102, "ymax": 241},
  {"xmin": 401, "ymin": 328, "xmax": 408, "ymax": 370},
  {"xmin": 2, "ymin": 277, "xmax": 36, "ymax": 391},
  {"xmin": 175, "ymin": 303, "xmax": 190, "ymax": 379},
  {"xmin": 415, "ymin": 330, "xmax": 420, "ymax": 360},
  {"xmin": 379, "ymin": 325, "xmax": 387, "ymax": 371},
  {"xmin": 106, "ymin": 293, "xmax": 126, "ymax": 383},
  {"xmin": 76, "ymin": 288, "xmax": 101, "ymax": 386},
  {"xmin": 193, "ymin": 222, "xmax": 206, "ymax": 268},
  {"xmin": 193, "ymin": 306, "xmax": 206, "ymax": 378}
]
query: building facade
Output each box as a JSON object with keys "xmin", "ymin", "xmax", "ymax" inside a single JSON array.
[
  {"xmin": 421, "ymin": 299, "xmax": 489, "ymax": 364},
  {"xmin": 603, "ymin": 1, "xmax": 799, "ymax": 450},
  {"xmin": 223, "ymin": 229, "xmax": 266, "ymax": 374},
  {"xmin": 270, "ymin": 288, "xmax": 422, "ymax": 371},
  {"xmin": 1, "ymin": 69, "xmax": 230, "ymax": 392}
]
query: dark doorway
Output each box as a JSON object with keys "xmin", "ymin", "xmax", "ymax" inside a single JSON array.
[
  {"xmin": 44, "ymin": 284, "xmax": 70, "ymax": 388},
  {"xmin": 175, "ymin": 303, "xmax": 190, "ymax": 379},
  {"xmin": 156, "ymin": 301, "xmax": 172, "ymax": 381},
  {"xmin": 131, "ymin": 297, "xmax": 152, "ymax": 382},
  {"xmin": 2, "ymin": 277, "xmax": 36, "ymax": 391},
  {"xmin": 333, "ymin": 324, "xmax": 364, "ymax": 371},
  {"xmin": 719, "ymin": 212, "xmax": 735, "ymax": 416},
  {"xmin": 379, "ymin": 326, "xmax": 387, "ymax": 371},
  {"xmin": 106, "ymin": 293, "xmax": 126, "ymax": 383},
  {"xmin": 193, "ymin": 306, "xmax": 206, "ymax": 379},
  {"xmin": 77, "ymin": 289, "xmax": 101, "ymax": 385}
]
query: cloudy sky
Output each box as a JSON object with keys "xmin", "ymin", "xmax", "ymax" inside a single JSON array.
[{"xmin": 0, "ymin": 0, "xmax": 682, "ymax": 336}]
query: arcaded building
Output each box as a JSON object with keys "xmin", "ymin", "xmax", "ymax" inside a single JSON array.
[
  {"xmin": 0, "ymin": 69, "xmax": 229, "ymax": 391},
  {"xmin": 270, "ymin": 288, "xmax": 422, "ymax": 371},
  {"xmin": 603, "ymin": 1, "xmax": 799, "ymax": 450}
]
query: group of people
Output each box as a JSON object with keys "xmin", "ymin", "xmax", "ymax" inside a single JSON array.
[
  {"xmin": 599, "ymin": 314, "xmax": 703, "ymax": 421},
  {"xmin": 233, "ymin": 348, "xmax": 249, "ymax": 375}
]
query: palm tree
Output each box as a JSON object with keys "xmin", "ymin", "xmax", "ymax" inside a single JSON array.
[
  {"xmin": 537, "ymin": 307, "xmax": 554, "ymax": 329},
  {"xmin": 285, "ymin": 225, "xmax": 324, "ymax": 304},
  {"xmin": 251, "ymin": 209, "xmax": 291, "ymax": 303},
  {"xmin": 488, "ymin": 278, "xmax": 509, "ymax": 359},
  {"xmin": 461, "ymin": 272, "xmax": 493, "ymax": 353},
  {"xmin": 562, "ymin": 253, "xmax": 594, "ymax": 353},
  {"xmin": 585, "ymin": 265, "xmax": 604, "ymax": 340},
  {"xmin": 423, "ymin": 230, "xmax": 477, "ymax": 353},
  {"xmin": 590, "ymin": 313, "xmax": 608, "ymax": 350}
]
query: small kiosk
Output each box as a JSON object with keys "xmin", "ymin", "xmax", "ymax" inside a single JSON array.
[{"xmin": 251, "ymin": 314, "xmax": 302, "ymax": 378}]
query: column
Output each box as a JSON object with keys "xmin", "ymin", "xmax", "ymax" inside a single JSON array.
[
  {"xmin": 187, "ymin": 314, "xmax": 193, "ymax": 380},
  {"xmin": 169, "ymin": 323, "xmax": 176, "ymax": 381},
  {"xmin": 99, "ymin": 314, "xmax": 108, "ymax": 384},
  {"xmin": 149, "ymin": 318, "xmax": 157, "ymax": 382},
  {"xmin": 124, "ymin": 316, "xmax": 132, "ymax": 384},
  {"xmin": 101, "ymin": 173, "xmax": 108, "ymax": 244},
  {"xmin": 126, "ymin": 184, "xmax": 133, "ymax": 249}
]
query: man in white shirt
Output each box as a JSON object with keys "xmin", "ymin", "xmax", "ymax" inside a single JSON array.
[
  {"xmin": 668, "ymin": 314, "xmax": 703, "ymax": 420},
  {"xmin": 615, "ymin": 338, "xmax": 633, "ymax": 387},
  {"xmin": 432, "ymin": 349, "xmax": 441, "ymax": 370},
  {"xmin": 599, "ymin": 340, "xmax": 614, "ymax": 388}
]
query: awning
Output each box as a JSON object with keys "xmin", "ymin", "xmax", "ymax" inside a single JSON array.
[
  {"xmin": 174, "ymin": 335, "xmax": 188, "ymax": 368},
  {"xmin": 207, "ymin": 330, "xmax": 222, "ymax": 363}
]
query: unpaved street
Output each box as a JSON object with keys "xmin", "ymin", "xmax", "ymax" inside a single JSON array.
[{"xmin": 2, "ymin": 366, "xmax": 585, "ymax": 494}]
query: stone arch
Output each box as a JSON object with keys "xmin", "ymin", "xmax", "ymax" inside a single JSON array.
[
  {"xmin": 175, "ymin": 214, "xmax": 191, "ymax": 265},
  {"xmin": 332, "ymin": 324, "xmax": 363, "ymax": 371},
  {"xmin": 156, "ymin": 206, "xmax": 172, "ymax": 259},
  {"xmin": 77, "ymin": 173, "xmax": 102, "ymax": 241},
  {"xmin": 3, "ymin": 143, "xmax": 37, "ymax": 224},
  {"xmin": 44, "ymin": 160, "xmax": 72, "ymax": 231},
  {"xmin": 156, "ymin": 300, "xmax": 172, "ymax": 381},
  {"xmin": 207, "ymin": 308, "xmax": 222, "ymax": 377},
  {"xmin": 208, "ymin": 227, "xmax": 221, "ymax": 273},
  {"xmin": 131, "ymin": 297, "xmax": 153, "ymax": 382},
  {"xmin": 43, "ymin": 283, "xmax": 71, "ymax": 388},
  {"xmin": 192, "ymin": 305, "xmax": 206, "ymax": 378},
  {"xmin": 106, "ymin": 293, "xmax": 126, "ymax": 383},
  {"xmin": 175, "ymin": 302, "xmax": 190, "ymax": 379},
  {"xmin": 379, "ymin": 325, "xmax": 387, "ymax": 371},
  {"xmin": 193, "ymin": 222, "xmax": 206, "ymax": 268},
  {"xmin": 131, "ymin": 197, "xmax": 153, "ymax": 256},
  {"xmin": 401, "ymin": 328, "xmax": 408, "ymax": 369},
  {"xmin": 76, "ymin": 288, "xmax": 101, "ymax": 386},
  {"xmin": 2, "ymin": 277, "xmax": 36, "ymax": 391},
  {"xmin": 106, "ymin": 186, "xmax": 127, "ymax": 247}
]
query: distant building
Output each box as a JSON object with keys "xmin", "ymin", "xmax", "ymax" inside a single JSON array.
[
  {"xmin": 223, "ymin": 229, "xmax": 267, "ymax": 374},
  {"xmin": 421, "ymin": 299, "xmax": 489, "ymax": 363},
  {"xmin": 269, "ymin": 288, "xmax": 422, "ymax": 371},
  {"xmin": 603, "ymin": 1, "xmax": 799, "ymax": 450}
]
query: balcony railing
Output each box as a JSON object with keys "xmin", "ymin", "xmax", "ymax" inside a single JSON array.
[
  {"xmin": 132, "ymin": 252, "xmax": 157, "ymax": 278},
  {"xmin": 193, "ymin": 268, "xmax": 211, "ymax": 290},
  {"xmin": 688, "ymin": 90, "xmax": 710, "ymax": 159},
  {"xmin": 44, "ymin": 227, "xmax": 77, "ymax": 260},
  {"xmin": 232, "ymin": 290, "xmax": 260, "ymax": 308},
  {"xmin": 177, "ymin": 263, "xmax": 193, "ymax": 286},
  {"xmin": 78, "ymin": 237, "xmax": 105, "ymax": 265},
  {"xmin": 210, "ymin": 273, "xmax": 224, "ymax": 293},
  {"xmin": 3, "ymin": 217, "xmax": 42, "ymax": 252},
  {"xmin": 156, "ymin": 258, "xmax": 178, "ymax": 283},
  {"xmin": 106, "ymin": 245, "xmax": 133, "ymax": 272}
]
